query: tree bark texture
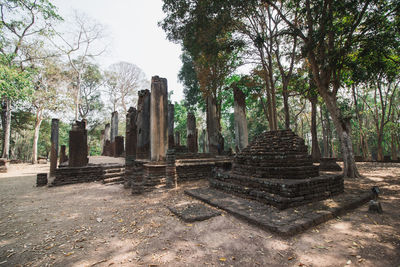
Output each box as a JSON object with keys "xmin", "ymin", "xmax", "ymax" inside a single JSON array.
[{"xmin": 1, "ymin": 98, "xmax": 11, "ymax": 159}]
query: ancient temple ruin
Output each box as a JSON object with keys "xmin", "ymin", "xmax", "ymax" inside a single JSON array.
[{"xmin": 210, "ymin": 130, "xmax": 344, "ymax": 209}]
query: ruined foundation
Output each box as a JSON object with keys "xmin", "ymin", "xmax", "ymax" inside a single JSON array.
[{"xmin": 210, "ymin": 130, "xmax": 344, "ymax": 210}]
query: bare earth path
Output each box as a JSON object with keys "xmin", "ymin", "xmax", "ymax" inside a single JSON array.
[{"xmin": 0, "ymin": 162, "xmax": 399, "ymax": 267}]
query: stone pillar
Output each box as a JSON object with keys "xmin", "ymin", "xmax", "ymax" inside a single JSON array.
[
  {"xmin": 36, "ymin": 173, "xmax": 48, "ymax": 187},
  {"xmin": 110, "ymin": 111, "xmax": 118, "ymax": 142},
  {"xmin": 233, "ymin": 87, "xmax": 248, "ymax": 152},
  {"xmin": 0, "ymin": 158, "xmax": 9, "ymax": 173},
  {"xmin": 150, "ymin": 76, "xmax": 168, "ymax": 162},
  {"xmin": 50, "ymin": 118, "xmax": 59, "ymax": 177},
  {"xmin": 60, "ymin": 145, "xmax": 68, "ymax": 164},
  {"xmin": 114, "ymin": 136, "xmax": 124, "ymax": 157},
  {"xmin": 175, "ymin": 132, "xmax": 181, "ymax": 146},
  {"xmin": 69, "ymin": 120, "xmax": 88, "ymax": 167},
  {"xmin": 168, "ymin": 103, "xmax": 175, "ymax": 149},
  {"xmin": 206, "ymin": 95, "xmax": 221, "ymax": 154},
  {"xmin": 100, "ymin": 130, "xmax": 105, "ymax": 152},
  {"xmin": 165, "ymin": 149, "xmax": 177, "ymax": 188},
  {"xmin": 137, "ymin": 89, "xmax": 151, "ymax": 159},
  {"xmin": 125, "ymin": 108, "xmax": 136, "ymax": 189},
  {"xmin": 187, "ymin": 112, "xmax": 198, "ymax": 153},
  {"xmin": 102, "ymin": 123, "xmax": 111, "ymax": 155},
  {"xmin": 126, "ymin": 107, "xmax": 137, "ymax": 161}
]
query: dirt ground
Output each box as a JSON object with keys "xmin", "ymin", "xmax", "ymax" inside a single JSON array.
[{"xmin": 0, "ymin": 162, "xmax": 399, "ymax": 267}]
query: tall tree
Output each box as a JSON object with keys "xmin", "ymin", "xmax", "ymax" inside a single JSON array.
[
  {"xmin": 267, "ymin": 0, "xmax": 399, "ymax": 177},
  {"xmin": 0, "ymin": 0, "xmax": 61, "ymax": 159},
  {"xmin": 161, "ymin": 0, "xmax": 242, "ymax": 152},
  {"xmin": 30, "ymin": 57, "xmax": 65, "ymax": 163},
  {"xmin": 106, "ymin": 62, "xmax": 148, "ymax": 116},
  {"xmin": 50, "ymin": 11, "xmax": 107, "ymax": 121}
]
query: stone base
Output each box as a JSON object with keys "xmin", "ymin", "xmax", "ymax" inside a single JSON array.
[
  {"xmin": 36, "ymin": 173, "xmax": 48, "ymax": 186},
  {"xmin": 0, "ymin": 158, "xmax": 9, "ymax": 173},
  {"xmin": 168, "ymin": 203, "xmax": 221, "ymax": 222},
  {"xmin": 143, "ymin": 163, "xmax": 166, "ymax": 186},
  {"xmin": 52, "ymin": 164, "xmax": 125, "ymax": 186},
  {"xmin": 210, "ymin": 173, "xmax": 344, "ymax": 210},
  {"xmin": 186, "ymin": 187, "xmax": 373, "ymax": 236},
  {"xmin": 319, "ymin": 158, "xmax": 342, "ymax": 171}
]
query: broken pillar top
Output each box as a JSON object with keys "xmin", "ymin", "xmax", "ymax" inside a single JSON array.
[
  {"xmin": 72, "ymin": 120, "xmax": 86, "ymax": 131},
  {"xmin": 138, "ymin": 89, "xmax": 150, "ymax": 97}
]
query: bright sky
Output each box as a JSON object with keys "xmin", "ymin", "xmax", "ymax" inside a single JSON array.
[{"xmin": 52, "ymin": 0, "xmax": 184, "ymax": 103}]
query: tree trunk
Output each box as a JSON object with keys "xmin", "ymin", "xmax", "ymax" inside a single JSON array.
[
  {"xmin": 32, "ymin": 116, "xmax": 43, "ymax": 164},
  {"xmin": 391, "ymin": 133, "xmax": 398, "ymax": 161},
  {"xmin": 323, "ymin": 92, "xmax": 360, "ymax": 177},
  {"xmin": 320, "ymin": 107, "xmax": 329, "ymax": 157},
  {"xmin": 377, "ymin": 133, "xmax": 384, "ymax": 161},
  {"xmin": 283, "ymin": 89, "xmax": 290, "ymax": 129},
  {"xmin": 1, "ymin": 98, "xmax": 11, "ymax": 159},
  {"xmin": 75, "ymin": 73, "xmax": 81, "ymax": 121},
  {"xmin": 310, "ymin": 97, "xmax": 321, "ymax": 162}
]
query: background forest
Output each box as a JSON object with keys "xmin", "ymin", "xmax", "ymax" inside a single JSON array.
[{"xmin": 1, "ymin": 0, "xmax": 400, "ymax": 177}]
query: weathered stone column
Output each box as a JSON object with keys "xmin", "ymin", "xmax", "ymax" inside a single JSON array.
[
  {"xmin": 234, "ymin": 87, "xmax": 248, "ymax": 152},
  {"xmin": 125, "ymin": 107, "xmax": 137, "ymax": 188},
  {"xmin": 175, "ymin": 132, "xmax": 181, "ymax": 146},
  {"xmin": 206, "ymin": 95, "xmax": 221, "ymax": 154},
  {"xmin": 168, "ymin": 103, "xmax": 175, "ymax": 149},
  {"xmin": 102, "ymin": 123, "xmax": 111, "ymax": 155},
  {"xmin": 69, "ymin": 120, "xmax": 88, "ymax": 167},
  {"xmin": 150, "ymin": 76, "xmax": 168, "ymax": 161},
  {"xmin": 126, "ymin": 107, "xmax": 137, "ymax": 161},
  {"xmin": 187, "ymin": 112, "xmax": 198, "ymax": 153},
  {"xmin": 50, "ymin": 118, "xmax": 59, "ymax": 177},
  {"xmin": 137, "ymin": 89, "xmax": 151, "ymax": 159},
  {"xmin": 114, "ymin": 136, "xmax": 124, "ymax": 157},
  {"xmin": 110, "ymin": 111, "xmax": 118, "ymax": 142},
  {"xmin": 165, "ymin": 149, "xmax": 177, "ymax": 188},
  {"xmin": 60, "ymin": 145, "xmax": 68, "ymax": 164}
]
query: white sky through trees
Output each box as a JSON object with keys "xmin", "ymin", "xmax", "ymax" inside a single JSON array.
[{"xmin": 52, "ymin": 0, "xmax": 184, "ymax": 103}]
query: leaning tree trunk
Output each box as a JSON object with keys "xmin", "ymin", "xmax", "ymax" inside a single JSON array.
[
  {"xmin": 1, "ymin": 98, "xmax": 11, "ymax": 159},
  {"xmin": 377, "ymin": 132, "xmax": 384, "ymax": 162},
  {"xmin": 310, "ymin": 97, "xmax": 321, "ymax": 162},
  {"xmin": 320, "ymin": 107, "xmax": 329, "ymax": 157},
  {"xmin": 283, "ymin": 89, "xmax": 290, "ymax": 129},
  {"xmin": 315, "ymin": 79, "xmax": 360, "ymax": 177},
  {"xmin": 391, "ymin": 133, "xmax": 398, "ymax": 161},
  {"xmin": 32, "ymin": 115, "xmax": 43, "ymax": 164},
  {"xmin": 323, "ymin": 93, "xmax": 360, "ymax": 177}
]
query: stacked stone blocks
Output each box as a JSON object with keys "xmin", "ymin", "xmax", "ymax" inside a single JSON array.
[{"xmin": 211, "ymin": 130, "xmax": 344, "ymax": 209}]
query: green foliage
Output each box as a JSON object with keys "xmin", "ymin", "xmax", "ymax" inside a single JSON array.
[
  {"xmin": 0, "ymin": 56, "xmax": 34, "ymax": 101},
  {"xmin": 78, "ymin": 62, "xmax": 104, "ymax": 120},
  {"xmin": 173, "ymin": 100, "xmax": 188, "ymax": 145}
]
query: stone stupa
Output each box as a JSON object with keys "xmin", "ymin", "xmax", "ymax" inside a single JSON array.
[{"xmin": 210, "ymin": 130, "xmax": 344, "ymax": 209}]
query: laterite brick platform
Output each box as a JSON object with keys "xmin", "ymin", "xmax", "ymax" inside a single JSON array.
[{"xmin": 209, "ymin": 130, "xmax": 344, "ymax": 209}]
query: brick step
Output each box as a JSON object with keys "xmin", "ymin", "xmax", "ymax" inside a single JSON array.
[
  {"xmin": 232, "ymin": 165, "xmax": 319, "ymax": 179},
  {"xmin": 209, "ymin": 178, "xmax": 289, "ymax": 209},
  {"xmin": 103, "ymin": 167, "xmax": 125, "ymax": 174},
  {"xmin": 213, "ymin": 174, "xmax": 343, "ymax": 198},
  {"xmin": 210, "ymin": 178, "xmax": 343, "ymax": 210},
  {"xmin": 103, "ymin": 172, "xmax": 125, "ymax": 179},
  {"xmin": 102, "ymin": 176, "xmax": 124, "ymax": 184}
]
